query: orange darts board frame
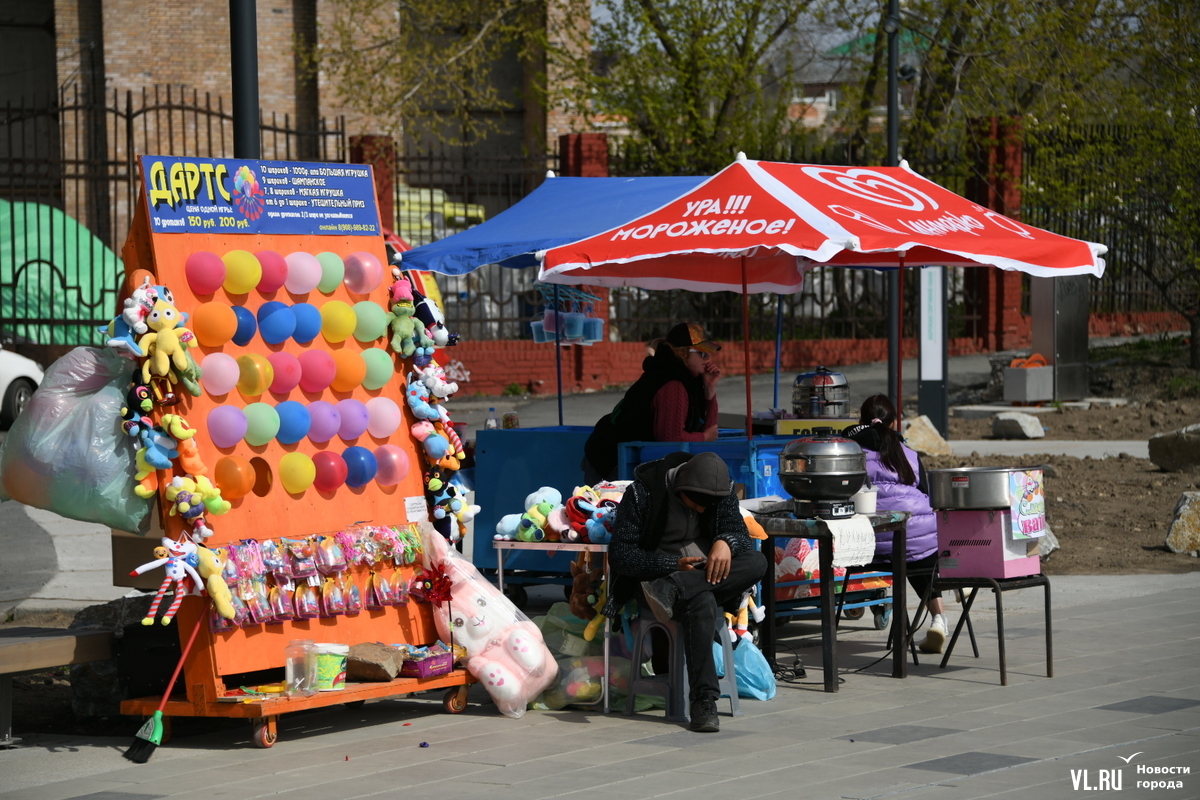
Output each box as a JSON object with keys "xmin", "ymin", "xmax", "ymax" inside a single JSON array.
[{"xmin": 118, "ymin": 155, "xmax": 448, "ymax": 705}]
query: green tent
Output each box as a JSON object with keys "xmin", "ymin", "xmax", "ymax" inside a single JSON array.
[{"xmin": 0, "ymin": 198, "xmax": 123, "ymax": 345}]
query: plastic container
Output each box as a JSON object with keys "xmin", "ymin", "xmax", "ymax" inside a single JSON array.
[
  {"xmin": 852, "ymin": 485, "xmax": 878, "ymax": 514},
  {"xmin": 502, "ymin": 412, "xmax": 520, "ymax": 430},
  {"xmin": 484, "ymin": 408, "xmax": 499, "ymax": 430},
  {"xmin": 284, "ymin": 639, "xmax": 317, "ymax": 697},
  {"xmin": 314, "ymin": 643, "xmax": 350, "ymax": 691}
]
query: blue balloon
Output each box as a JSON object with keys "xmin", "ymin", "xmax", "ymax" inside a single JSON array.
[
  {"xmin": 343, "ymin": 446, "xmax": 378, "ymax": 488},
  {"xmin": 231, "ymin": 305, "xmax": 257, "ymax": 346},
  {"xmin": 291, "ymin": 302, "xmax": 322, "ymax": 344},
  {"xmin": 275, "ymin": 400, "xmax": 312, "ymax": 444},
  {"xmin": 257, "ymin": 301, "xmax": 296, "ymax": 345}
]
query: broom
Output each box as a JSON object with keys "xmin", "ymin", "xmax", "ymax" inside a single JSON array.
[{"xmin": 123, "ymin": 600, "xmax": 209, "ymax": 763}]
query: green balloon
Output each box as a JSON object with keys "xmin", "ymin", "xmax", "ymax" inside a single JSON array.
[
  {"xmin": 316, "ymin": 251, "xmax": 345, "ymax": 294},
  {"xmin": 243, "ymin": 402, "xmax": 281, "ymax": 447},
  {"xmin": 352, "ymin": 301, "xmax": 389, "ymax": 342},
  {"xmin": 361, "ymin": 348, "xmax": 396, "ymax": 391}
]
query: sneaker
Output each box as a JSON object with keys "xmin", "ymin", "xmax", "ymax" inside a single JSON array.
[
  {"xmin": 919, "ymin": 614, "xmax": 948, "ymax": 654},
  {"xmin": 689, "ymin": 698, "xmax": 720, "ymax": 732},
  {"xmin": 641, "ymin": 577, "xmax": 680, "ymax": 624}
]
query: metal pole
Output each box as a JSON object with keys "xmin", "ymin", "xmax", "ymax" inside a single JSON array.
[
  {"xmin": 742, "ymin": 257, "xmax": 753, "ymax": 441},
  {"xmin": 886, "ymin": 0, "xmax": 901, "ymax": 411},
  {"xmin": 230, "ymin": 0, "xmax": 260, "ymax": 159},
  {"xmin": 774, "ymin": 294, "xmax": 784, "ymax": 410},
  {"xmin": 555, "ymin": 284, "xmax": 564, "ymax": 425}
]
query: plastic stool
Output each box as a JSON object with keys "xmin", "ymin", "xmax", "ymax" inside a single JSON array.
[{"xmin": 625, "ymin": 615, "xmax": 742, "ymax": 721}]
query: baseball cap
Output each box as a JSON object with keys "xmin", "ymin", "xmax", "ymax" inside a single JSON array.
[
  {"xmin": 665, "ymin": 322, "xmax": 721, "ymax": 354},
  {"xmin": 672, "ymin": 452, "xmax": 731, "ymax": 497}
]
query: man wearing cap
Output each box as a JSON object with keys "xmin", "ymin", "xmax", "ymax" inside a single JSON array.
[
  {"xmin": 582, "ymin": 322, "xmax": 723, "ymax": 483},
  {"xmin": 603, "ymin": 451, "xmax": 767, "ymax": 732}
]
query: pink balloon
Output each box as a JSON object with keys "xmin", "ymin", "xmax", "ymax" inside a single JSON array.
[
  {"xmin": 285, "ymin": 252, "xmax": 323, "ymax": 294},
  {"xmin": 337, "ymin": 399, "xmax": 369, "ymax": 440},
  {"xmin": 374, "ymin": 444, "xmax": 410, "ymax": 486},
  {"xmin": 267, "ymin": 351, "xmax": 303, "ymax": 393},
  {"xmin": 343, "ymin": 251, "xmax": 384, "ymax": 294},
  {"xmin": 201, "ymin": 352, "xmax": 240, "ymax": 396},
  {"xmin": 297, "ymin": 349, "xmax": 336, "ymax": 393},
  {"xmin": 207, "ymin": 406, "xmax": 248, "ymax": 448},
  {"xmin": 256, "ymin": 250, "xmax": 289, "ymax": 292},
  {"xmin": 185, "ymin": 251, "xmax": 226, "ymax": 295},
  {"xmin": 365, "ymin": 396, "xmax": 402, "ymax": 438},
  {"xmin": 307, "ymin": 400, "xmax": 341, "ymax": 443}
]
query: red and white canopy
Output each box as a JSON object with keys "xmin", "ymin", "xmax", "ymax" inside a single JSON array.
[{"xmin": 537, "ymin": 156, "xmax": 1107, "ymax": 291}]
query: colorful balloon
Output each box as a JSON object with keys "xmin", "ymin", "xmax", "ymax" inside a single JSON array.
[
  {"xmin": 214, "ymin": 455, "xmax": 256, "ymax": 499},
  {"xmin": 267, "ymin": 351, "xmax": 303, "ymax": 393},
  {"xmin": 243, "ymin": 402, "xmax": 281, "ymax": 446},
  {"xmin": 279, "ymin": 451, "xmax": 316, "ymax": 493},
  {"xmin": 320, "ymin": 300, "xmax": 356, "ymax": 343},
  {"xmin": 185, "ymin": 251, "xmax": 226, "ymax": 295},
  {"xmin": 330, "ymin": 349, "xmax": 367, "ymax": 392},
  {"xmin": 255, "ymin": 250, "xmax": 289, "ymax": 292},
  {"xmin": 291, "ymin": 302, "xmax": 322, "ymax": 343},
  {"xmin": 365, "ymin": 396, "xmax": 402, "ymax": 438},
  {"xmin": 284, "ymin": 251, "xmax": 322, "ymax": 294},
  {"xmin": 351, "ymin": 301, "xmax": 388, "ymax": 342},
  {"xmin": 360, "ymin": 348, "xmax": 395, "ymax": 391},
  {"xmin": 208, "ymin": 406, "xmax": 248, "ymax": 448},
  {"xmin": 312, "ymin": 451, "xmax": 348, "ymax": 492},
  {"xmin": 343, "ymin": 446, "xmax": 378, "ymax": 488},
  {"xmin": 343, "ymin": 251, "xmax": 384, "ymax": 294},
  {"xmin": 236, "ymin": 353, "xmax": 275, "ymax": 397},
  {"xmin": 275, "ymin": 400, "xmax": 312, "ymax": 444},
  {"xmin": 231, "ymin": 305, "xmax": 257, "ymax": 345},
  {"xmin": 192, "ymin": 302, "xmax": 239, "ymax": 346},
  {"xmin": 297, "ymin": 349, "xmax": 336, "ymax": 393},
  {"xmin": 316, "ymin": 251, "xmax": 345, "ymax": 293},
  {"xmin": 307, "ymin": 400, "xmax": 341, "ymax": 443},
  {"xmin": 222, "ymin": 250, "xmax": 262, "ymax": 294},
  {"xmin": 257, "ymin": 301, "xmax": 296, "ymax": 344},
  {"xmin": 336, "ymin": 398, "xmax": 369, "ymax": 440},
  {"xmin": 373, "ymin": 444, "xmax": 410, "ymax": 486},
  {"xmin": 201, "ymin": 352, "xmax": 240, "ymax": 395}
]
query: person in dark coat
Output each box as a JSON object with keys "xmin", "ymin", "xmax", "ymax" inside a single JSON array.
[
  {"xmin": 581, "ymin": 322, "xmax": 722, "ymax": 483},
  {"xmin": 844, "ymin": 394, "xmax": 947, "ymax": 654},
  {"xmin": 603, "ymin": 451, "xmax": 767, "ymax": 732}
]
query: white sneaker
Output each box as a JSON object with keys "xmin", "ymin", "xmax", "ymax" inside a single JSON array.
[{"xmin": 919, "ymin": 614, "xmax": 947, "ymax": 654}]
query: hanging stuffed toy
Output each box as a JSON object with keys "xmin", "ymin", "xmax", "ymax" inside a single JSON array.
[
  {"xmin": 131, "ymin": 537, "xmax": 204, "ymax": 625},
  {"xmin": 137, "ymin": 298, "xmax": 195, "ymax": 384}
]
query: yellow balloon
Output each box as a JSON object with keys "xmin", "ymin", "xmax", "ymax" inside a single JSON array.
[
  {"xmin": 222, "ymin": 250, "xmax": 263, "ymax": 294},
  {"xmin": 320, "ymin": 300, "xmax": 357, "ymax": 343},
  {"xmin": 279, "ymin": 451, "xmax": 316, "ymax": 493},
  {"xmin": 236, "ymin": 353, "xmax": 275, "ymax": 397}
]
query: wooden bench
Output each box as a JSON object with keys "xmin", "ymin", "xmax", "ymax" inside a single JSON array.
[{"xmin": 0, "ymin": 627, "xmax": 114, "ymax": 747}]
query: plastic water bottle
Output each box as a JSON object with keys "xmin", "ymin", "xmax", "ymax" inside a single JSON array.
[
  {"xmin": 485, "ymin": 407, "xmax": 499, "ymax": 429},
  {"xmin": 285, "ymin": 639, "xmax": 317, "ymax": 697}
]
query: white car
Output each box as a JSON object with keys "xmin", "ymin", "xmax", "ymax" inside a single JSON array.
[{"xmin": 0, "ymin": 343, "xmax": 44, "ymax": 428}]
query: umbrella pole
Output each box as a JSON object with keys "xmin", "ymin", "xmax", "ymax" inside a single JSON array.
[
  {"xmin": 742, "ymin": 257, "xmax": 752, "ymax": 441},
  {"xmin": 555, "ymin": 284, "xmax": 564, "ymax": 426},
  {"xmin": 774, "ymin": 294, "xmax": 783, "ymax": 409}
]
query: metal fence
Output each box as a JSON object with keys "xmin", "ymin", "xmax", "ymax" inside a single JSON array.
[{"xmin": 0, "ymin": 84, "xmax": 344, "ymax": 350}]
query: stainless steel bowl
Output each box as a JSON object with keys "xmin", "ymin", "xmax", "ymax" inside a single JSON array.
[
  {"xmin": 927, "ymin": 466, "xmax": 1044, "ymax": 509},
  {"xmin": 778, "ymin": 435, "xmax": 867, "ymax": 501}
]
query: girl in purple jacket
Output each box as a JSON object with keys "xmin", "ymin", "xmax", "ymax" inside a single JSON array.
[{"xmin": 845, "ymin": 394, "xmax": 948, "ymax": 654}]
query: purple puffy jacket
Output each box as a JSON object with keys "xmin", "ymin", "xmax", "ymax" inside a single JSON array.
[{"xmin": 864, "ymin": 445, "xmax": 938, "ymax": 562}]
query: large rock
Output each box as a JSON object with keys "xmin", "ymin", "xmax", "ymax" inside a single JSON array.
[
  {"xmin": 1149, "ymin": 424, "xmax": 1200, "ymax": 472},
  {"xmin": 347, "ymin": 642, "xmax": 404, "ymax": 682},
  {"xmin": 1165, "ymin": 491, "xmax": 1200, "ymax": 555},
  {"xmin": 992, "ymin": 411, "xmax": 1045, "ymax": 440},
  {"xmin": 902, "ymin": 414, "xmax": 952, "ymax": 456}
]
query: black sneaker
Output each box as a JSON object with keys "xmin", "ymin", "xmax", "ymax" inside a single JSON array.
[
  {"xmin": 689, "ymin": 698, "xmax": 720, "ymax": 732},
  {"xmin": 640, "ymin": 577, "xmax": 680, "ymax": 624}
]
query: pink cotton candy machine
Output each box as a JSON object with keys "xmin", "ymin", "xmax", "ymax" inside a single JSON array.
[{"xmin": 927, "ymin": 467, "xmax": 1046, "ymax": 579}]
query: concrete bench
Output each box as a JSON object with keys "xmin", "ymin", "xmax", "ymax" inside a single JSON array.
[{"xmin": 0, "ymin": 627, "xmax": 113, "ymax": 747}]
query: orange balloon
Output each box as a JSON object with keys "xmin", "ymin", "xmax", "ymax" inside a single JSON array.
[
  {"xmin": 192, "ymin": 302, "xmax": 238, "ymax": 346},
  {"xmin": 214, "ymin": 456, "xmax": 256, "ymax": 500},
  {"xmin": 330, "ymin": 348, "xmax": 367, "ymax": 393}
]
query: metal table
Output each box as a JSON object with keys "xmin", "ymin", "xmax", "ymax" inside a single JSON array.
[
  {"xmin": 753, "ymin": 505, "xmax": 910, "ymax": 692},
  {"xmin": 494, "ymin": 540, "xmax": 611, "ymax": 713}
]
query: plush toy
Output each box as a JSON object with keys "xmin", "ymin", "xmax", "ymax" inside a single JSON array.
[
  {"xmin": 725, "ymin": 588, "xmax": 766, "ymax": 646},
  {"xmin": 195, "ymin": 546, "xmax": 236, "ymax": 619},
  {"xmin": 130, "ymin": 536, "xmax": 203, "ymax": 626},
  {"xmin": 405, "ymin": 373, "xmax": 445, "ymax": 422},
  {"xmin": 584, "ymin": 504, "xmax": 617, "ymax": 545},
  {"xmin": 411, "ymin": 420, "xmax": 453, "ymax": 464},
  {"xmin": 388, "ymin": 267, "xmax": 414, "ymax": 305},
  {"xmin": 432, "ymin": 420, "xmax": 465, "ymax": 464},
  {"xmin": 494, "ymin": 513, "xmax": 522, "ymax": 541},
  {"xmin": 419, "ymin": 362, "xmax": 459, "ymax": 400},
  {"xmin": 424, "ymin": 466, "xmax": 464, "ymax": 543},
  {"xmin": 518, "ymin": 500, "xmax": 555, "ymax": 543},
  {"xmin": 412, "ymin": 286, "xmax": 460, "ymax": 349},
  {"xmin": 137, "ymin": 299, "xmax": 195, "ymax": 384},
  {"xmin": 387, "ymin": 300, "xmax": 421, "ymax": 358},
  {"xmin": 545, "ymin": 507, "xmax": 572, "ymax": 542},
  {"xmin": 100, "ymin": 277, "xmax": 160, "ymax": 356},
  {"xmin": 133, "ymin": 426, "xmax": 179, "ymax": 498},
  {"xmin": 568, "ymin": 556, "xmax": 603, "ymax": 621},
  {"xmin": 423, "ymin": 529, "xmax": 558, "ymax": 718}
]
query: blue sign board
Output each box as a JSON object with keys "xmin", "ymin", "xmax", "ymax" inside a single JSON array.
[{"xmin": 140, "ymin": 156, "xmax": 380, "ymax": 236}]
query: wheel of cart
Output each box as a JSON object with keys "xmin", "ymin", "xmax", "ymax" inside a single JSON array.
[
  {"xmin": 252, "ymin": 716, "xmax": 278, "ymax": 748},
  {"xmin": 869, "ymin": 590, "xmax": 893, "ymax": 630},
  {"xmin": 443, "ymin": 685, "xmax": 469, "ymax": 714}
]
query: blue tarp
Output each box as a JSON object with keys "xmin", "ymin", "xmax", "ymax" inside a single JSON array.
[{"xmin": 398, "ymin": 175, "xmax": 707, "ymax": 275}]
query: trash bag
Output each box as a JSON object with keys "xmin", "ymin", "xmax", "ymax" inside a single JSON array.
[
  {"xmin": 529, "ymin": 654, "xmax": 637, "ymax": 710},
  {"xmin": 0, "ymin": 347, "xmax": 150, "ymax": 532},
  {"xmin": 714, "ymin": 639, "xmax": 776, "ymax": 701},
  {"xmin": 535, "ymin": 602, "xmax": 604, "ymax": 659}
]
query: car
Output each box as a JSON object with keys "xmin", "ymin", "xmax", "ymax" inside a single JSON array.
[{"xmin": 0, "ymin": 341, "xmax": 44, "ymax": 428}]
